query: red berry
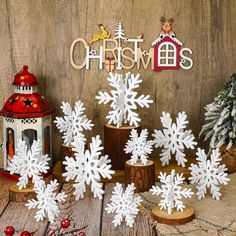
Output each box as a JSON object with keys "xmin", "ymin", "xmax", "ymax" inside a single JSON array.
[
  {"xmin": 60, "ymin": 219, "xmax": 71, "ymax": 229},
  {"xmin": 20, "ymin": 231, "xmax": 31, "ymax": 236},
  {"xmin": 79, "ymin": 232, "xmax": 86, "ymax": 236},
  {"xmin": 4, "ymin": 226, "xmax": 15, "ymax": 236}
]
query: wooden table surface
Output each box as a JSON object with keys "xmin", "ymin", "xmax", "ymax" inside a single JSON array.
[{"xmin": 0, "ymin": 176, "xmax": 156, "ymax": 236}]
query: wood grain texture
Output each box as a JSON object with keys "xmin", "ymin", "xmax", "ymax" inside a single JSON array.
[
  {"xmin": 101, "ymin": 183, "xmax": 153, "ymax": 236},
  {"xmin": 0, "ymin": 0, "xmax": 236, "ymax": 167},
  {"xmin": 104, "ymin": 124, "xmax": 141, "ymax": 170},
  {"xmin": 125, "ymin": 160, "xmax": 155, "ymax": 193}
]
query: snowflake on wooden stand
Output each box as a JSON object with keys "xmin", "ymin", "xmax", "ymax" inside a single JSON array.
[
  {"xmin": 54, "ymin": 100, "xmax": 94, "ymax": 145},
  {"xmin": 150, "ymin": 169, "xmax": 194, "ymax": 215},
  {"xmin": 96, "ymin": 72, "xmax": 153, "ymax": 128},
  {"xmin": 189, "ymin": 148, "xmax": 230, "ymax": 200},
  {"xmin": 152, "ymin": 111, "xmax": 197, "ymax": 167},
  {"xmin": 105, "ymin": 183, "xmax": 143, "ymax": 227},
  {"xmin": 62, "ymin": 135, "xmax": 114, "ymax": 200},
  {"xmin": 26, "ymin": 179, "xmax": 67, "ymax": 222},
  {"xmin": 7, "ymin": 139, "xmax": 50, "ymax": 190},
  {"xmin": 124, "ymin": 129, "xmax": 153, "ymax": 165}
]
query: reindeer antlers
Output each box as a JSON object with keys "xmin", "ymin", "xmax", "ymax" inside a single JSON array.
[
  {"xmin": 160, "ymin": 17, "xmax": 166, "ymax": 24},
  {"xmin": 160, "ymin": 17, "xmax": 174, "ymax": 24}
]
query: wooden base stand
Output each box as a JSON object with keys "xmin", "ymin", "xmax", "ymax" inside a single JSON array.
[
  {"xmin": 152, "ymin": 205, "xmax": 195, "ymax": 225},
  {"xmin": 104, "ymin": 124, "xmax": 141, "ymax": 170},
  {"xmin": 125, "ymin": 160, "xmax": 155, "ymax": 192},
  {"xmin": 9, "ymin": 183, "xmax": 36, "ymax": 202}
]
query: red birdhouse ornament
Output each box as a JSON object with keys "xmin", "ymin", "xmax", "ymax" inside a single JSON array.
[{"xmin": 0, "ymin": 65, "xmax": 53, "ymax": 170}]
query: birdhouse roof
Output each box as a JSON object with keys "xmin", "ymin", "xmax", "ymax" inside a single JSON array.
[
  {"xmin": 12, "ymin": 65, "xmax": 39, "ymax": 87},
  {"xmin": 0, "ymin": 93, "xmax": 53, "ymax": 118},
  {"xmin": 151, "ymin": 34, "xmax": 183, "ymax": 47}
]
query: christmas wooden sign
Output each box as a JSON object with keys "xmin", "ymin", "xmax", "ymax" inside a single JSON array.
[{"xmin": 70, "ymin": 18, "xmax": 193, "ymax": 72}]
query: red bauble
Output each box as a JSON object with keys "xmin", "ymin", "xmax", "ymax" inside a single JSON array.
[
  {"xmin": 20, "ymin": 231, "xmax": 31, "ymax": 236},
  {"xmin": 79, "ymin": 232, "xmax": 86, "ymax": 236},
  {"xmin": 60, "ymin": 219, "xmax": 71, "ymax": 229},
  {"xmin": 4, "ymin": 226, "xmax": 15, "ymax": 236}
]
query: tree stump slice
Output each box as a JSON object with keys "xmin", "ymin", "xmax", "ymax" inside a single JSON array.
[
  {"xmin": 104, "ymin": 124, "xmax": 141, "ymax": 170},
  {"xmin": 152, "ymin": 205, "xmax": 195, "ymax": 225},
  {"xmin": 61, "ymin": 144, "xmax": 75, "ymax": 173},
  {"xmin": 125, "ymin": 160, "xmax": 155, "ymax": 192},
  {"xmin": 9, "ymin": 183, "xmax": 36, "ymax": 202}
]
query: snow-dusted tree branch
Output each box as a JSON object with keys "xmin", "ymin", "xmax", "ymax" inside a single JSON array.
[{"xmin": 200, "ymin": 74, "xmax": 236, "ymax": 150}]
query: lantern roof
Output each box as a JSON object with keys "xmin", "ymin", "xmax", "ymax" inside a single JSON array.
[
  {"xmin": 12, "ymin": 65, "xmax": 39, "ymax": 87},
  {"xmin": 1, "ymin": 93, "xmax": 53, "ymax": 118}
]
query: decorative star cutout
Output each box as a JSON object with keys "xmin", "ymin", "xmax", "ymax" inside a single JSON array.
[
  {"xmin": 32, "ymin": 103, "xmax": 37, "ymax": 108},
  {"xmin": 23, "ymin": 99, "xmax": 33, "ymax": 107}
]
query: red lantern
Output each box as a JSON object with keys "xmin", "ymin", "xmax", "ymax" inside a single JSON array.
[{"xmin": 0, "ymin": 65, "xmax": 53, "ymax": 171}]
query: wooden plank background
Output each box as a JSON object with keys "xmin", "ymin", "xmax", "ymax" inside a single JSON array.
[{"xmin": 0, "ymin": 0, "xmax": 236, "ymax": 166}]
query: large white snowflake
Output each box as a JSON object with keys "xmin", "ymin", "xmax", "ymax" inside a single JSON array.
[
  {"xmin": 105, "ymin": 183, "xmax": 143, "ymax": 227},
  {"xmin": 7, "ymin": 139, "xmax": 50, "ymax": 190},
  {"xmin": 124, "ymin": 129, "xmax": 153, "ymax": 165},
  {"xmin": 152, "ymin": 111, "xmax": 197, "ymax": 167},
  {"xmin": 189, "ymin": 148, "xmax": 230, "ymax": 200},
  {"xmin": 54, "ymin": 100, "xmax": 94, "ymax": 146},
  {"xmin": 96, "ymin": 72, "xmax": 153, "ymax": 128},
  {"xmin": 150, "ymin": 169, "xmax": 194, "ymax": 215},
  {"xmin": 26, "ymin": 179, "xmax": 67, "ymax": 222},
  {"xmin": 62, "ymin": 135, "xmax": 114, "ymax": 200}
]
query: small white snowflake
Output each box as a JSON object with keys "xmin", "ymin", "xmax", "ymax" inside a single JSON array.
[
  {"xmin": 124, "ymin": 129, "xmax": 153, "ymax": 165},
  {"xmin": 54, "ymin": 100, "xmax": 94, "ymax": 146},
  {"xmin": 152, "ymin": 111, "xmax": 197, "ymax": 167},
  {"xmin": 62, "ymin": 135, "xmax": 114, "ymax": 200},
  {"xmin": 96, "ymin": 72, "xmax": 153, "ymax": 127},
  {"xmin": 7, "ymin": 139, "xmax": 50, "ymax": 190},
  {"xmin": 26, "ymin": 179, "xmax": 67, "ymax": 222},
  {"xmin": 150, "ymin": 169, "xmax": 194, "ymax": 215},
  {"xmin": 189, "ymin": 148, "xmax": 230, "ymax": 200},
  {"xmin": 105, "ymin": 183, "xmax": 143, "ymax": 227}
]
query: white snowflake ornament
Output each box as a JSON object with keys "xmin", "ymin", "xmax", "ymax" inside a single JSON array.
[
  {"xmin": 96, "ymin": 72, "xmax": 153, "ymax": 128},
  {"xmin": 7, "ymin": 139, "xmax": 50, "ymax": 190},
  {"xmin": 150, "ymin": 170, "xmax": 194, "ymax": 215},
  {"xmin": 26, "ymin": 179, "xmax": 67, "ymax": 222},
  {"xmin": 124, "ymin": 129, "xmax": 153, "ymax": 165},
  {"xmin": 54, "ymin": 100, "xmax": 94, "ymax": 146},
  {"xmin": 152, "ymin": 111, "xmax": 197, "ymax": 167},
  {"xmin": 189, "ymin": 148, "xmax": 230, "ymax": 200},
  {"xmin": 62, "ymin": 135, "xmax": 114, "ymax": 200},
  {"xmin": 105, "ymin": 183, "xmax": 143, "ymax": 227}
]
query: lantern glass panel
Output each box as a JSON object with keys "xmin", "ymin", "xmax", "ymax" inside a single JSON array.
[
  {"xmin": 44, "ymin": 126, "xmax": 50, "ymax": 155},
  {"xmin": 22, "ymin": 129, "xmax": 37, "ymax": 148},
  {"xmin": 6, "ymin": 128, "xmax": 15, "ymax": 158}
]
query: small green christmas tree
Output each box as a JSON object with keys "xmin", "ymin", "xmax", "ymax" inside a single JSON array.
[{"xmin": 200, "ymin": 74, "xmax": 236, "ymax": 150}]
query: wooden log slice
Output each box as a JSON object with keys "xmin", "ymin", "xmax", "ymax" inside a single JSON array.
[
  {"xmin": 9, "ymin": 183, "xmax": 36, "ymax": 202},
  {"xmin": 104, "ymin": 124, "xmax": 141, "ymax": 170},
  {"xmin": 61, "ymin": 144, "xmax": 75, "ymax": 173},
  {"xmin": 152, "ymin": 205, "xmax": 195, "ymax": 225},
  {"xmin": 125, "ymin": 160, "xmax": 155, "ymax": 192}
]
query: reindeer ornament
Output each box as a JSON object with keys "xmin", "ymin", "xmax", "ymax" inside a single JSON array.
[
  {"xmin": 88, "ymin": 24, "xmax": 111, "ymax": 45},
  {"xmin": 160, "ymin": 17, "xmax": 175, "ymax": 35}
]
